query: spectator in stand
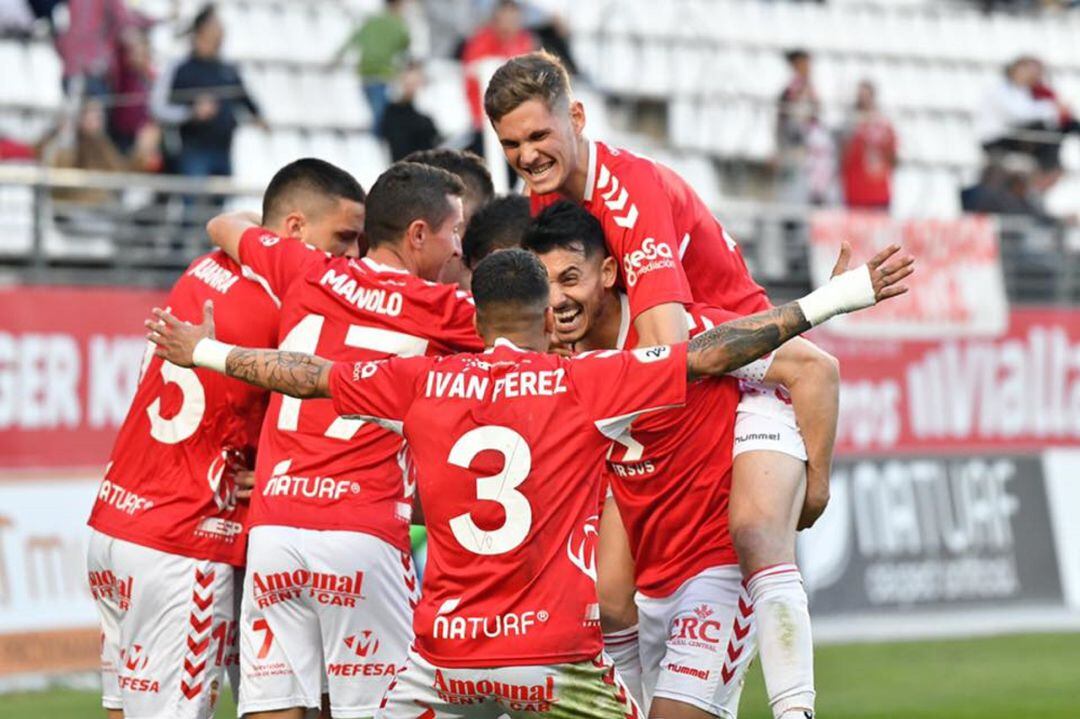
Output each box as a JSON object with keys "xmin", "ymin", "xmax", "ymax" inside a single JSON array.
[
  {"xmin": 381, "ymin": 60, "xmax": 440, "ymax": 161},
  {"xmin": 462, "ymin": 0, "xmax": 535, "ymax": 155},
  {"xmin": 841, "ymin": 80, "xmax": 898, "ymax": 210},
  {"xmin": 39, "ymin": 96, "xmax": 160, "ymax": 247},
  {"xmin": 977, "ymin": 56, "xmax": 1075, "ymax": 188},
  {"xmin": 156, "ymin": 4, "xmax": 264, "ymax": 183},
  {"xmin": 960, "ymin": 154, "xmax": 1056, "ymax": 222},
  {"xmin": 332, "ymin": 0, "xmax": 410, "ymax": 135},
  {"xmin": 775, "ymin": 48, "xmax": 836, "ymax": 206},
  {"xmin": 53, "ymin": 0, "xmax": 134, "ymax": 98},
  {"xmin": 109, "ymin": 20, "xmax": 156, "ymax": 154}
]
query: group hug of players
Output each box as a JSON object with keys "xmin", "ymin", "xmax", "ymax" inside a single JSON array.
[{"xmin": 87, "ymin": 52, "xmax": 913, "ymax": 719}]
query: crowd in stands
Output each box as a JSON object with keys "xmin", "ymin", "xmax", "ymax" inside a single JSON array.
[{"xmin": 0, "ymin": 0, "xmax": 1078, "ymax": 241}]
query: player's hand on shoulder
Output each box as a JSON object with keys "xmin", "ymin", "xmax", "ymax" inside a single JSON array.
[{"xmin": 146, "ymin": 299, "xmax": 217, "ymax": 368}]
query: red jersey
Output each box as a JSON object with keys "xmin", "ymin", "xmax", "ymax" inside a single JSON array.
[
  {"xmin": 462, "ymin": 25, "xmax": 535, "ymax": 128},
  {"xmin": 604, "ymin": 297, "xmax": 743, "ymax": 596},
  {"xmin": 841, "ymin": 115, "xmax": 897, "ymax": 208},
  {"xmin": 87, "ymin": 250, "xmax": 279, "ymax": 566},
  {"xmin": 328, "ymin": 340, "xmax": 688, "ymax": 667},
  {"xmin": 237, "ymin": 228, "xmax": 483, "ymax": 551},
  {"xmin": 531, "ymin": 141, "xmax": 771, "ymax": 324}
]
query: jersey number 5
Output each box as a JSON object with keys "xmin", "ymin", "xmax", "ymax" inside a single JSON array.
[{"xmin": 448, "ymin": 426, "xmax": 532, "ymax": 556}]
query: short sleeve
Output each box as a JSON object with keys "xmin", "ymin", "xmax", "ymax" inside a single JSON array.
[
  {"xmin": 598, "ymin": 163, "xmax": 693, "ymax": 319},
  {"xmin": 328, "ymin": 355, "xmax": 432, "ymax": 435},
  {"xmin": 567, "ymin": 343, "xmax": 688, "ymax": 439},
  {"xmin": 237, "ymin": 227, "xmax": 325, "ymax": 304}
]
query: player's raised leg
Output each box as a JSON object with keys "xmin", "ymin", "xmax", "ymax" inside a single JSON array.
[{"xmin": 730, "ymin": 449, "xmax": 814, "ymax": 719}]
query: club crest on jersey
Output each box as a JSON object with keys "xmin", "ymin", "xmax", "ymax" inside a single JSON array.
[
  {"xmin": 258, "ymin": 233, "xmax": 280, "ymax": 247},
  {"xmin": 252, "ymin": 569, "xmax": 365, "ymax": 608},
  {"xmin": 433, "ymin": 669, "xmax": 557, "ymax": 712},
  {"xmin": 566, "ymin": 514, "xmax": 599, "ymax": 582},
  {"xmin": 631, "ymin": 345, "xmax": 672, "ymax": 364}
]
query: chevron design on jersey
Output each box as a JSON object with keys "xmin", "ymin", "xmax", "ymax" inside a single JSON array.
[
  {"xmin": 180, "ymin": 566, "xmax": 216, "ymax": 702},
  {"xmin": 595, "ymin": 164, "xmax": 639, "ymax": 230}
]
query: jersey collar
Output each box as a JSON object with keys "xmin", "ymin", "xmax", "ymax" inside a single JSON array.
[
  {"xmin": 582, "ymin": 139, "xmax": 599, "ymax": 203},
  {"xmin": 485, "ymin": 337, "xmax": 529, "ymax": 354},
  {"xmin": 615, "ymin": 292, "xmax": 631, "ymax": 350},
  {"xmin": 360, "ymin": 256, "xmax": 409, "ymax": 274}
]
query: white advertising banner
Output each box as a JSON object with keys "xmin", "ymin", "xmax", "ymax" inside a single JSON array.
[{"xmin": 809, "ymin": 211, "xmax": 1009, "ymax": 339}]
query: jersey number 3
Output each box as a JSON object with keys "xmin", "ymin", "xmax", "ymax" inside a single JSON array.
[{"xmin": 448, "ymin": 426, "xmax": 532, "ymax": 556}]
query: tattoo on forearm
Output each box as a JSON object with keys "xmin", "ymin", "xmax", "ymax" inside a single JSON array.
[
  {"xmin": 226, "ymin": 349, "xmax": 327, "ymax": 398},
  {"xmin": 687, "ymin": 302, "xmax": 811, "ymax": 377}
]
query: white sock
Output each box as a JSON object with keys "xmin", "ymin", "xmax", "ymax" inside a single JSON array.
[
  {"xmin": 603, "ymin": 625, "xmax": 644, "ymax": 708},
  {"xmin": 746, "ymin": 564, "xmax": 816, "ymax": 719}
]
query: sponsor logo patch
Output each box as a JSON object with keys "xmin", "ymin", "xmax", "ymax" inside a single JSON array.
[{"xmin": 251, "ymin": 570, "xmax": 364, "ymax": 608}]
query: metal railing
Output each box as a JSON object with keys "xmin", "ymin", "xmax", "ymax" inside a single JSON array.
[{"xmin": 0, "ymin": 166, "xmax": 1077, "ymax": 305}]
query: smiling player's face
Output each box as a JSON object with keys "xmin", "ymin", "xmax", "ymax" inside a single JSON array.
[
  {"xmin": 537, "ymin": 245, "xmax": 617, "ymax": 346},
  {"xmin": 494, "ymin": 99, "xmax": 584, "ymax": 197}
]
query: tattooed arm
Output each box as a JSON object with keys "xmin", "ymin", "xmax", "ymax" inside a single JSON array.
[
  {"xmin": 686, "ymin": 303, "xmax": 810, "ymax": 381},
  {"xmin": 145, "ymin": 300, "xmax": 333, "ymax": 398},
  {"xmin": 685, "ymin": 242, "xmax": 915, "ymax": 381},
  {"xmin": 224, "ymin": 347, "xmax": 333, "ymax": 398}
]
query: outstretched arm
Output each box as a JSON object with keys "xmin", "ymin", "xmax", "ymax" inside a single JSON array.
[
  {"xmin": 686, "ymin": 242, "xmax": 913, "ymax": 380},
  {"xmin": 146, "ymin": 300, "xmax": 333, "ymax": 399}
]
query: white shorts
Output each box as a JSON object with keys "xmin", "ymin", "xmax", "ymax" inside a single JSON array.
[
  {"xmin": 733, "ymin": 384, "xmax": 807, "ymax": 461},
  {"xmin": 87, "ymin": 529, "xmax": 239, "ymax": 719},
  {"xmin": 376, "ymin": 648, "xmax": 642, "ymax": 719},
  {"xmin": 636, "ymin": 566, "xmax": 757, "ymax": 719},
  {"xmin": 239, "ymin": 525, "xmax": 418, "ymax": 719}
]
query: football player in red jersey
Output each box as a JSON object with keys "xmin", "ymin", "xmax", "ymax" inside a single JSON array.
[
  {"xmin": 523, "ymin": 201, "xmax": 851, "ymax": 718},
  {"xmin": 146, "ymin": 241, "xmax": 910, "ymax": 719},
  {"xmin": 85, "ymin": 158, "xmax": 365, "ymax": 719},
  {"xmin": 485, "ymin": 51, "xmax": 840, "ymax": 719},
  {"xmin": 199, "ymin": 162, "xmax": 482, "ymax": 719}
]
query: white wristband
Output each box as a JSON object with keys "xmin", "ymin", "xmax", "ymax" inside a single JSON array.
[
  {"xmin": 192, "ymin": 338, "xmax": 235, "ymax": 373},
  {"xmin": 797, "ymin": 264, "xmax": 876, "ymax": 326}
]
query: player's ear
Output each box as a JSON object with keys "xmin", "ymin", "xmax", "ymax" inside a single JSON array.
[
  {"xmin": 405, "ymin": 219, "xmax": 425, "ymax": 251},
  {"xmin": 600, "ymin": 256, "xmax": 617, "ymax": 290},
  {"xmin": 283, "ymin": 211, "xmax": 305, "ymax": 239},
  {"xmin": 543, "ymin": 306, "xmax": 555, "ymax": 335},
  {"xmin": 569, "ymin": 100, "xmax": 585, "ymax": 136}
]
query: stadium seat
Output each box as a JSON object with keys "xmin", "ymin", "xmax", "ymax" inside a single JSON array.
[
  {"xmin": 0, "ymin": 42, "xmax": 31, "ymax": 107},
  {"xmin": 343, "ymin": 134, "xmax": 389, "ymax": 191},
  {"xmin": 0, "ymin": 185, "xmax": 35, "ymax": 256}
]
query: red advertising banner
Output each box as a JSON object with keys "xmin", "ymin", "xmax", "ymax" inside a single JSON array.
[
  {"xmin": 809, "ymin": 211, "xmax": 1009, "ymax": 339},
  {"xmin": 0, "ymin": 286, "xmax": 167, "ymax": 469},
  {"xmin": 818, "ymin": 307, "xmax": 1080, "ymax": 455}
]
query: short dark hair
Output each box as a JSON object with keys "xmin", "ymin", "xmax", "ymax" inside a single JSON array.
[
  {"xmin": 462, "ymin": 195, "xmax": 531, "ymax": 269},
  {"xmin": 364, "ymin": 162, "xmax": 465, "ymax": 249},
  {"xmin": 484, "ymin": 51, "xmax": 572, "ymax": 123},
  {"xmin": 471, "ymin": 248, "xmax": 550, "ymax": 315},
  {"xmin": 262, "ymin": 158, "xmax": 366, "ymax": 225},
  {"xmin": 191, "ymin": 3, "xmax": 216, "ymax": 34},
  {"xmin": 403, "ymin": 149, "xmax": 495, "ymax": 206},
  {"xmin": 522, "ymin": 200, "xmax": 607, "ymax": 259}
]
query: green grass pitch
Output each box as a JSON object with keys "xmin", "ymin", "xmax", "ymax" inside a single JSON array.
[{"xmin": 4, "ymin": 632, "xmax": 1077, "ymax": 718}]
